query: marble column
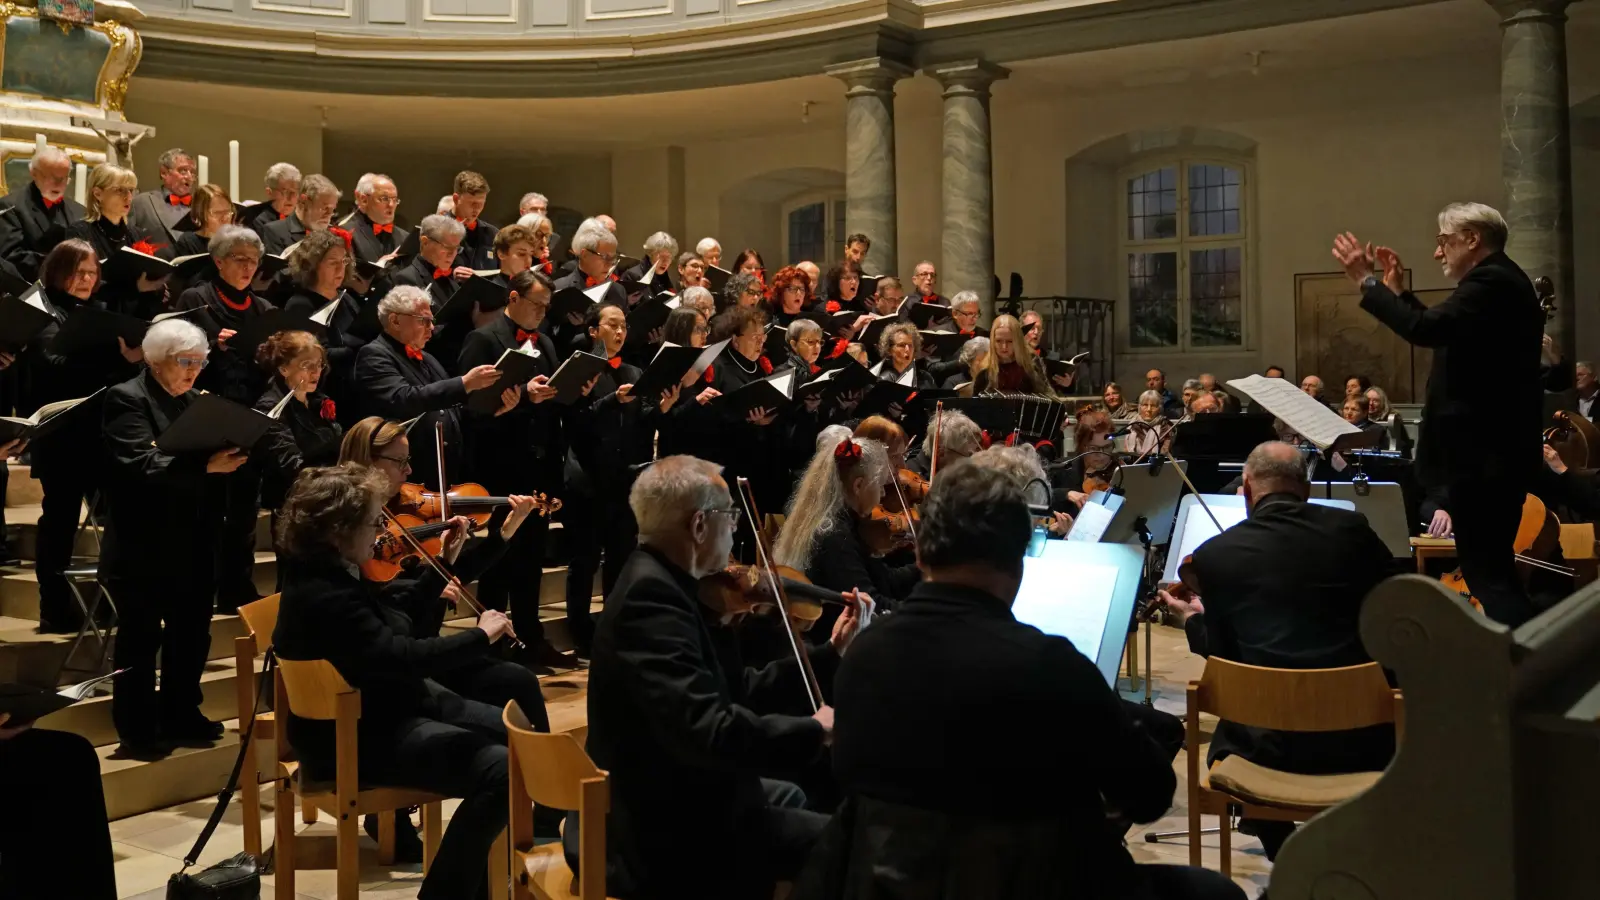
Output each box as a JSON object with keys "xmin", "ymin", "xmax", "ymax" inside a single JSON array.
[
  {"xmin": 825, "ymin": 58, "xmax": 913, "ymax": 276},
  {"xmin": 1491, "ymin": 0, "xmax": 1576, "ymax": 359},
  {"xmin": 926, "ymin": 59, "xmax": 1008, "ymax": 318}
]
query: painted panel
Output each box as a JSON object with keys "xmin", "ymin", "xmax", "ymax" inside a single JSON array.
[
  {"xmin": 530, "ymin": 0, "xmax": 567, "ymax": 25},
  {"xmin": 254, "ymin": 0, "xmax": 353, "ymax": 15},
  {"xmin": 191, "ymin": 0, "xmax": 233, "ymax": 10},
  {"xmin": 426, "ymin": 0, "xmax": 515, "ymax": 21},
  {"xmin": 586, "ymin": 0, "xmax": 672, "ymax": 20},
  {"xmin": 367, "ymin": 0, "xmax": 409, "ymax": 23},
  {"xmin": 0, "ymin": 15, "xmax": 110, "ymax": 105},
  {"xmin": 685, "ymin": 0, "xmax": 717, "ymax": 13}
]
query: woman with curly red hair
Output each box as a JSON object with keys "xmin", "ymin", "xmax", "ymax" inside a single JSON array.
[{"xmin": 768, "ymin": 264, "xmax": 815, "ymax": 326}]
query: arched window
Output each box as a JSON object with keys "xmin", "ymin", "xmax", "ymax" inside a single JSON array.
[
  {"xmin": 1120, "ymin": 159, "xmax": 1248, "ymax": 350},
  {"xmin": 783, "ymin": 192, "xmax": 847, "ymax": 266}
]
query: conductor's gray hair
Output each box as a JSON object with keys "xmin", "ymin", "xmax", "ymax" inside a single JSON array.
[
  {"xmin": 264, "ymin": 162, "xmax": 301, "ymax": 190},
  {"xmin": 631, "ymin": 455, "xmax": 728, "ymax": 540},
  {"xmin": 643, "ymin": 231, "xmax": 678, "ymax": 259},
  {"xmin": 207, "ymin": 225, "xmax": 263, "ymax": 261},
  {"xmin": 958, "ymin": 336, "xmax": 990, "ymax": 367},
  {"xmin": 695, "ymin": 237, "xmax": 720, "ymax": 256},
  {"xmin": 951, "ymin": 291, "xmax": 980, "ymax": 314},
  {"xmin": 1243, "ymin": 441, "xmax": 1311, "ymax": 493},
  {"xmin": 28, "ymin": 146, "xmax": 69, "ymax": 172},
  {"xmin": 157, "ymin": 148, "xmax": 192, "ymax": 170},
  {"xmin": 571, "ymin": 218, "xmax": 617, "ymax": 255},
  {"xmin": 920, "ymin": 409, "xmax": 983, "ymax": 459},
  {"xmin": 378, "ymin": 285, "xmax": 431, "ymax": 320},
  {"xmin": 354, "ymin": 173, "xmax": 393, "ymax": 198},
  {"xmin": 142, "ymin": 319, "xmax": 209, "ymax": 364},
  {"xmin": 419, "ymin": 214, "xmax": 465, "ymax": 244},
  {"xmin": 1438, "ymin": 202, "xmax": 1508, "ymax": 252}
]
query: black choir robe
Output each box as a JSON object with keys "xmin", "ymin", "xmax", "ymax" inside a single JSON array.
[
  {"xmin": 174, "ymin": 281, "xmax": 277, "ymax": 405},
  {"xmin": 19, "ymin": 287, "xmax": 139, "ymax": 478},
  {"xmin": 453, "ymin": 219, "xmax": 498, "ymax": 271},
  {"xmin": 260, "ymin": 211, "xmax": 312, "ymax": 257},
  {"xmin": 620, "ymin": 260, "xmax": 673, "ymax": 296},
  {"xmin": 68, "ymin": 217, "xmax": 169, "ymax": 321},
  {"xmin": 391, "ymin": 255, "xmax": 472, "ymax": 372},
  {"xmin": 240, "ymin": 202, "xmax": 288, "ymax": 237},
  {"xmin": 563, "ymin": 353, "xmax": 656, "ymax": 496},
  {"xmin": 281, "ymin": 286, "xmax": 368, "ymax": 418},
  {"xmin": 680, "ymin": 344, "xmax": 789, "ymax": 515},
  {"xmin": 456, "ymin": 314, "xmax": 565, "ymax": 493},
  {"xmin": 549, "ymin": 268, "xmax": 624, "ymax": 356},
  {"xmin": 126, "ymin": 189, "xmax": 191, "ymax": 247},
  {"xmin": 0, "ymin": 183, "xmax": 84, "ymax": 280},
  {"xmin": 351, "ymin": 332, "xmax": 467, "ymax": 488}
]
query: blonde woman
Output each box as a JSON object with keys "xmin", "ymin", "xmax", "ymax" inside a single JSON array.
[
  {"xmin": 972, "ymin": 314, "xmax": 1053, "ymax": 395},
  {"xmin": 69, "ymin": 163, "xmax": 170, "ymax": 319}
]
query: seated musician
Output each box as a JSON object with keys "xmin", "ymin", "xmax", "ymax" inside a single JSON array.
[
  {"xmin": 774, "ymin": 436, "xmax": 920, "ymax": 612},
  {"xmin": 586, "ymin": 455, "xmax": 861, "ymax": 900},
  {"xmin": 1541, "ymin": 444, "xmax": 1600, "ymax": 520},
  {"xmin": 1177, "ymin": 391, "xmax": 1221, "ymax": 421},
  {"xmin": 973, "ymin": 314, "xmax": 1054, "ymax": 395},
  {"xmin": 1158, "ymin": 441, "xmax": 1399, "ymax": 861},
  {"xmin": 351, "ymin": 285, "xmax": 503, "ymax": 485},
  {"xmin": 794, "ymin": 460, "xmax": 1243, "ymax": 900},
  {"xmin": 906, "ymin": 408, "xmax": 984, "ymax": 478},
  {"xmin": 937, "ymin": 335, "xmax": 988, "ymax": 392},
  {"xmin": 273, "ymin": 464, "xmax": 519, "ymax": 897},
  {"xmin": 1056, "ymin": 408, "xmax": 1117, "ymax": 514}
]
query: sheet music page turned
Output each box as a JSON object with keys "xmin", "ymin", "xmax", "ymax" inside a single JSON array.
[{"xmin": 1224, "ymin": 374, "xmax": 1360, "ymax": 450}]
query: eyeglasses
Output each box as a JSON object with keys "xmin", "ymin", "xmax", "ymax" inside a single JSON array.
[
  {"xmin": 1435, "ymin": 231, "xmax": 1467, "ymax": 248},
  {"xmin": 797, "ymin": 337, "xmax": 823, "ymax": 348},
  {"xmin": 377, "ymin": 454, "xmax": 411, "ymax": 467},
  {"xmin": 294, "ymin": 359, "xmax": 325, "ymax": 371},
  {"xmin": 704, "ymin": 506, "xmax": 743, "ymax": 527},
  {"xmin": 396, "ymin": 312, "xmax": 436, "ymax": 326},
  {"xmin": 585, "ymin": 250, "xmax": 618, "ymax": 264},
  {"xmin": 225, "ymin": 254, "xmax": 261, "ymax": 267},
  {"xmin": 173, "ymin": 357, "xmax": 208, "ymax": 370},
  {"xmin": 371, "ymin": 195, "xmax": 400, "ymax": 205}
]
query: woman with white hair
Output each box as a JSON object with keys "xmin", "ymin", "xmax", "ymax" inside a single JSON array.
[
  {"xmin": 69, "ymin": 163, "xmax": 171, "ymax": 320},
  {"xmin": 912, "ymin": 408, "xmax": 985, "ymax": 477},
  {"xmin": 514, "ymin": 211, "xmax": 556, "ymax": 276},
  {"xmin": 551, "ymin": 216, "xmax": 624, "ymax": 353},
  {"xmin": 101, "ymin": 319, "xmax": 252, "ymax": 753},
  {"xmin": 624, "ymin": 231, "xmax": 678, "ymax": 294},
  {"xmin": 940, "ymin": 335, "xmax": 989, "ymax": 392}
]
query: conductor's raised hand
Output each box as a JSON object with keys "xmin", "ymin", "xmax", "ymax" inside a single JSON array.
[
  {"xmin": 206, "ymin": 447, "xmax": 248, "ymax": 474},
  {"xmin": 476, "ymin": 608, "xmax": 513, "ymax": 643},
  {"xmin": 1374, "ymin": 246, "xmax": 1406, "ymax": 295},
  {"xmin": 1331, "ymin": 232, "xmax": 1374, "ymax": 285},
  {"xmin": 461, "ymin": 365, "xmax": 501, "ymax": 392}
]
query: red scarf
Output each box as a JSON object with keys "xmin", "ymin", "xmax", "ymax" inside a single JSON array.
[
  {"xmin": 218, "ymin": 287, "xmax": 253, "ymax": 312},
  {"xmin": 372, "ymin": 223, "xmax": 393, "ymax": 235},
  {"xmin": 167, "ymin": 194, "xmax": 192, "ymax": 207},
  {"xmin": 404, "ymin": 345, "xmax": 425, "ymax": 362}
]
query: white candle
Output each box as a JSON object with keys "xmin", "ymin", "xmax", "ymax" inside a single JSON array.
[
  {"xmin": 74, "ymin": 163, "xmax": 87, "ymax": 206},
  {"xmin": 34, "ymin": 133, "xmax": 46, "ymax": 155},
  {"xmin": 228, "ymin": 140, "xmax": 240, "ymax": 199},
  {"xmin": 198, "ymin": 154, "xmax": 209, "ymax": 186}
]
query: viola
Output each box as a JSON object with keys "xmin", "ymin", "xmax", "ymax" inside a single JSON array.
[
  {"xmin": 393, "ymin": 481, "xmax": 562, "ymax": 524},
  {"xmin": 361, "ymin": 513, "xmax": 460, "ymax": 582},
  {"xmin": 883, "ymin": 468, "xmax": 928, "ymax": 512},
  {"xmin": 1544, "ymin": 409, "xmax": 1600, "ymax": 472}
]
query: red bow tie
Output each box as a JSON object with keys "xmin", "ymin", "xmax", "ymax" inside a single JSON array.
[
  {"xmin": 608, "ymin": 356, "xmax": 623, "ymax": 370},
  {"xmin": 168, "ymin": 194, "xmax": 192, "ymax": 207},
  {"xmin": 515, "ymin": 329, "xmax": 538, "ymax": 344},
  {"xmin": 373, "ymin": 223, "xmax": 393, "ymax": 235},
  {"xmin": 404, "ymin": 345, "xmax": 425, "ymax": 362},
  {"xmin": 960, "ymin": 329, "xmax": 974, "ymax": 337},
  {"xmin": 432, "ymin": 267, "xmax": 452, "ymax": 280},
  {"xmin": 458, "ymin": 218, "xmax": 478, "ymax": 231},
  {"xmin": 41, "ymin": 196, "xmax": 62, "ymax": 210},
  {"xmin": 810, "ymin": 364, "xmax": 821, "ymax": 376},
  {"xmin": 586, "ymin": 275, "xmax": 605, "ymax": 288}
]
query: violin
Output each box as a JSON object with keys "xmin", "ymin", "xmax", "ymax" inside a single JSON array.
[
  {"xmin": 1439, "ymin": 493, "xmax": 1572, "ymax": 609},
  {"xmin": 881, "ymin": 468, "xmax": 928, "ymax": 513},
  {"xmin": 860, "ymin": 507, "xmax": 917, "ymax": 556},
  {"xmin": 365, "ymin": 507, "xmax": 526, "ymax": 649},
  {"xmin": 362, "ymin": 513, "xmax": 459, "ymax": 582},
  {"xmin": 697, "ymin": 563, "xmax": 845, "ymax": 631},
  {"xmin": 1544, "ymin": 409, "xmax": 1600, "ymax": 472},
  {"xmin": 734, "ymin": 476, "xmax": 828, "ymax": 710},
  {"xmin": 393, "ymin": 481, "xmax": 562, "ymax": 524}
]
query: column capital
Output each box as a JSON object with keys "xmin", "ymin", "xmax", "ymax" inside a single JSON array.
[
  {"xmin": 923, "ymin": 58, "xmax": 1011, "ymax": 98},
  {"xmin": 1487, "ymin": 0, "xmax": 1573, "ymax": 24},
  {"xmin": 824, "ymin": 57, "xmax": 915, "ymax": 97}
]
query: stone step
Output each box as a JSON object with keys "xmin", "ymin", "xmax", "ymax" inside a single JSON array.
[
  {"xmin": 2, "ymin": 506, "xmax": 276, "ymax": 562},
  {"xmin": 0, "ymin": 553, "xmax": 281, "ymax": 623},
  {"xmin": 4, "ymin": 463, "xmax": 42, "ymax": 507}
]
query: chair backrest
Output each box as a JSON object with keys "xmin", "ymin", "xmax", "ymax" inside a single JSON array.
[
  {"xmin": 504, "ymin": 701, "xmax": 606, "ymax": 812},
  {"xmin": 238, "ymin": 593, "xmax": 282, "ymax": 642},
  {"xmin": 1192, "ymin": 658, "xmax": 1396, "ymax": 733},
  {"xmin": 278, "ymin": 658, "xmax": 356, "ymax": 721}
]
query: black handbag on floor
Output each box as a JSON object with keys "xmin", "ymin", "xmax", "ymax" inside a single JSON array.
[{"xmin": 165, "ymin": 650, "xmax": 275, "ymax": 900}]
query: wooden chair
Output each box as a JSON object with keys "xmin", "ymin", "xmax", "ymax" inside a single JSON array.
[
  {"xmin": 1185, "ymin": 658, "xmax": 1403, "ymax": 877},
  {"xmin": 504, "ymin": 701, "xmax": 612, "ymax": 900},
  {"xmin": 233, "ymin": 593, "xmax": 281, "ymax": 859},
  {"xmin": 272, "ymin": 658, "xmax": 447, "ymax": 900}
]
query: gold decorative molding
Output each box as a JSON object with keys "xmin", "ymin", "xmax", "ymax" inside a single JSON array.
[{"xmin": 0, "ymin": 1, "xmax": 142, "ymax": 112}]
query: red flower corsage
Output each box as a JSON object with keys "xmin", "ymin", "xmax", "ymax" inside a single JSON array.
[
  {"xmin": 825, "ymin": 300, "xmax": 841, "ymax": 313},
  {"xmin": 320, "ymin": 398, "xmax": 337, "ymax": 421},
  {"xmin": 979, "ymin": 430, "xmax": 993, "ymax": 450},
  {"xmin": 826, "ymin": 338, "xmax": 849, "ymax": 359},
  {"xmin": 130, "ymin": 238, "xmax": 162, "ymax": 256},
  {"xmin": 702, "ymin": 364, "xmax": 715, "ymax": 383},
  {"xmin": 759, "ymin": 356, "xmax": 772, "ymax": 375},
  {"xmin": 834, "ymin": 438, "xmax": 862, "ymax": 467}
]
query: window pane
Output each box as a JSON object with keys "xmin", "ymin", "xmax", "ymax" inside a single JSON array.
[
  {"xmin": 1189, "ymin": 164, "xmax": 1243, "ymax": 237},
  {"xmin": 1189, "ymin": 247, "xmax": 1244, "ymax": 347},
  {"xmin": 1127, "ymin": 167, "xmax": 1178, "ymax": 241},
  {"xmin": 788, "ymin": 203, "xmax": 826, "ymax": 266},
  {"xmin": 1128, "ymin": 252, "xmax": 1179, "ymax": 347}
]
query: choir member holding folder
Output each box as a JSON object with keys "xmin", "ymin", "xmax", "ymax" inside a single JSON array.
[
  {"xmin": 457, "ymin": 268, "xmax": 585, "ymax": 670},
  {"xmin": 254, "ymin": 330, "xmax": 343, "ymax": 471},
  {"xmin": 390, "ymin": 213, "xmax": 466, "ymax": 315},
  {"xmin": 259, "ymin": 173, "xmax": 340, "ymax": 256},
  {"xmin": 622, "ymin": 231, "xmax": 678, "ymax": 295},
  {"xmin": 21, "ymin": 241, "xmax": 143, "ymax": 634},
  {"xmin": 101, "ymin": 319, "xmax": 250, "ymax": 754},
  {"xmin": 281, "ymin": 229, "xmax": 370, "ymax": 419},
  {"xmin": 70, "ymin": 164, "xmax": 171, "ymax": 321},
  {"xmin": 0, "ymin": 146, "xmax": 84, "ymax": 281}
]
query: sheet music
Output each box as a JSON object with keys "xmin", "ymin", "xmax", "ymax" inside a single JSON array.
[
  {"xmin": 1012, "ymin": 558, "xmax": 1121, "ymax": 662},
  {"xmin": 1066, "ymin": 501, "xmax": 1116, "ymax": 543},
  {"xmin": 1224, "ymin": 374, "xmax": 1359, "ymax": 450}
]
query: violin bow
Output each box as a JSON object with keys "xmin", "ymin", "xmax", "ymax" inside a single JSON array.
[
  {"xmin": 379, "ymin": 509, "xmax": 525, "ymax": 650},
  {"xmin": 888, "ymin": 475, "xmax": 920, "ymax": 547},
  {"xmin": 434, "ymin": 421, "xmax": 451, "ymax": 521},
  {"xmin": 930, "ymin": 401, "xmax": 944, "ymax": 481},
  {"xmin": 736, "ymin": 476, "xmax": 824, "ymax": 712}
]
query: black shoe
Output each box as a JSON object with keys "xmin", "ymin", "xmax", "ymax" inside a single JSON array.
[
  {"xmin": 115, "ymin": 737, "xmax": 174, "ymax": 759},
  {"xmin": 526, "ymin": 641, "xmax": 582, "ymax": 672},
  {"xmin": 164, "ymin": 716, "xmax": 225, "ymax": 745},
  {"xmin": 36, "ymin": 617, "xmax": 83, "ymax": 635},
  {"xmin": 364, "ymin": 811, "xmax": 424, "ymax": 864}
]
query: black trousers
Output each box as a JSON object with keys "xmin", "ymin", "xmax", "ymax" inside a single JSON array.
[
  {"xmin": 562, "ymin": 474, "xmax": 637, "ymax": 652},
  {"xmin": 1125, "ymin": 863, "xmax": 1247, "ymax": 900},
  {"xmin": 216, "ymin": 465, "xmax": 262, "ymax": 610},
  {"xmin": 478, "ymin": 512, "xmax": 549, "ymax": 643},
  {"xmin": 0, "ymin": 728, "xmax": 116, "ymax": 900},
  {"xmin": 108, "ymin": 573, "xmax": 215, "ymax": 742},
  {"xmin": 1451, "ymin": 479, "xmax": 1535, "ymax": 627},
  {"xmin": 434, "ymin": 654, "xmax": 551, "ymax": 733},
  {"xmin": 35, "ymin": 470, "xmax": 92, "ymax": 628},
  {"xmin": 361, "ymin": 685, "xmax": 509, "ymax": 900}
]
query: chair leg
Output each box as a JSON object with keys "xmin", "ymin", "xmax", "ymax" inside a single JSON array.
[
  {"xmin": 377, "ymin": 811, "xmax": 396, "ymax": 866},
  {"xmin": 336, "ymin": 812, "xmax": 360, "ymax": 900},
  {"xmin": 273, "ymin": 783, "xmax": 297, "ymax": 900},
  {"xmin": 241, "ymin": 739, "xmax": 261, "ymax": 858},
  {"xmin": 302, "ymin": 797, "xmax": 318, "ymax": 825},
  {"xmin": 422, "ymin": 802, "xmax": 441, "ymax": 873},
  {"xmin": 1188, "ymin": 796, "xmax": 1203, "ymax": 867},
  {"xmin": 1219, "ymin": 808, "xmax": 1233, "ymax": 878},
  {"xmin": 488, "ymin": 828, "xmax": 509, "ymax": 900}
]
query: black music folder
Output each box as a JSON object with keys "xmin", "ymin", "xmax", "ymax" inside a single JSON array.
[
  {"xmin": 102, "ymin": 245, "xmax": 174, "ymax": 283},
  {"xmin": 920, "ymin": 329, "xmax": 971, "ymax": 359},
  {"xmin": 0, "ymin": 670, "xmax": 125, "ymax": 726},
  {"xmin": 0, "ymin": 389, "xmax": 104, "ymax": 444},
  {"xmin": 624, "ymin": 292, "xmax": 676, "ymax": 350},
  {"xmin": 717, "ymin": 369, "xmax": 795, "ymax": 419},
  {"xmin": 48, "ymin": 306, "xmax": 205, "ymax": 357},
  {"xmin": 704, "ymin": 264, "xmax": 733, "ymax": 296},
  {"xmin": 907, "ymin": 302, "xmax": 952, "ymax": 330},
  {"xmin": 225, "ymin": 310, "xmax": 321, "ymax": 364},
  {"xmin": 0, "ymin": 258, "xmax": 31, "ymax": 299},
  {"xmin": 467, "ymin": 345, "xmax": 544, "ymax": 414},
  {"xmin": 549, "ymin": 282, "xmax": 617, "ymax": 325},
  {"xmin": 0, "ymin": 287, "xmax": 56, "ymax": 351},
  {"xmin": 631, "ymin": 339, "xmax": 725, "ymax": 402},
  {"xmin": 154, "ymin": 393, "xmax": 274, "ymax": 454},
  {"xmin": 795, "ymin": 360, "xmax": 876, "ymax": 405},
  {"xmin": 455, "ymin": 271, "xmax": 510, "ymax": 314},
  {"xmin": 548, "ymin": 351, "xmax": 612, "ymax": 404}
]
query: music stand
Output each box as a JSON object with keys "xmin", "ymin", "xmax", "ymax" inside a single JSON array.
[
  {"xmin": 1326, "ymin": 481, "xmax": 1412, "ymax": 557},
  {"xmin": 1100, "ymin": 460, "xmax": 1190, "ymax": 546},
  {"xmin": 1065, "ymin": 491, "xmax": 1122, "ymax": 543},
  {"xmin": 1018, "ymin": 542, "xmax": 1146, "ymax": 688}
]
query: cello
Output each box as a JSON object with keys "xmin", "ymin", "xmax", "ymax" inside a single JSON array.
[{"xmin": 1438, "ymin": 493, "xmax": 1573, "ymax": 609}]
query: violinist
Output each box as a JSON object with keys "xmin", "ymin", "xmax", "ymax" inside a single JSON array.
[
  {"xmin": 101, "ymin": 319, "xmax": 251, "ymax": 754},
  {"xmin": 587, "ymin": 456, "xmax": 860, "ymax": 900},
  {"xmin": 21, "ymin": 240, "xmax": 142, "ymax": 634},
  {"xmin": 562, "ymin": 300, "xmax": 683, "ymax": 658},
  {"xmin": 271, "ymin": 464, "xmax": 518, "ymax": 899},
  {"xmin": 1056, "ymin": 409, "xmax": 1118, "ymax": 513},
  {"xmin": 774, "ymin": 437, "xmax": 919, "ymax": 615},
  {"xmin": 1541, "ymin": 444, "xmax": 1600, "ymax": 520},
  {"xmin": 906, "ymin": 408, "xmax": 984, "ymax": 479},
  {"xmin": 70, "ymin": 164, "xmax": 171, "ymax": 320},
  {"xmin": 972, "ymin": 314, "xmax": 1053, "ymax": 395}
]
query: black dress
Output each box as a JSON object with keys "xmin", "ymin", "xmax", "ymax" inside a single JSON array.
[{"xmin": 69, "ymin": 217, "xmax": 169, "ymax": 320}]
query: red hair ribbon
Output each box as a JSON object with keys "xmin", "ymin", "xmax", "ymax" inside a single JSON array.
[
  {"xmin": 328, "ymin": 226, "xmax": 354, "ymax": 251},
  {"xmin": 834, "ymin": 438, "xmax": 862, "ymax": 467},
  {"xmin": 979, "ymin": 430, "xmax": 993, "ymax": 450}
]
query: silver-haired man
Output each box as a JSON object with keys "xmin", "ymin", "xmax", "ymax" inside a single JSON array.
[
  {"xmin": 0, "ymin": 145, "xmax": 82, "ymax": 279},
  {"xmin": 127, "ymin": 147, "xmax": 197, "ymax": 243},
  {"xmin": 240, "ymin": 162, "xmax": 302, "ymax": 235},
  {"xmin": 261, "ymin": 173, "xmax": 340, "ymax": 256},
  {"xmin": 1334, "ymin": 202, "xmax": 1541, "ymax": 626},
  {"xmin": 345, "ymin": 172, "xmax": 407, "ymax": 263}
]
